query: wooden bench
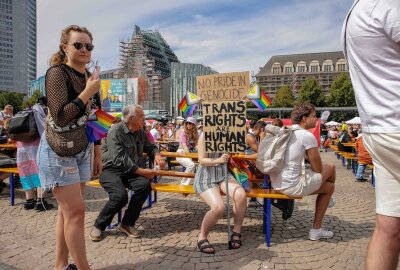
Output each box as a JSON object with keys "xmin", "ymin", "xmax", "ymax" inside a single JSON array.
[{"xmin": 0, "ymin": 167, "xmax": 19, "ymax": 206}]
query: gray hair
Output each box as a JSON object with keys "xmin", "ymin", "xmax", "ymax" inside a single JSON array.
[{"xmin": 122, "ymin": 104, "xmax": 142, "ymax": 123}]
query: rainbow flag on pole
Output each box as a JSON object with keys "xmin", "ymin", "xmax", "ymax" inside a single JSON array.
[
  {"xmin": 246, "ymin": 83, "xmax": 272, "ymax": 112},
  {"xmin": 86, "ymin": 108, "xmax": 115, "ymax": 143},
  {"xmin": 178, "ymin": 92, "xmax": 201, "ymax": 117}
]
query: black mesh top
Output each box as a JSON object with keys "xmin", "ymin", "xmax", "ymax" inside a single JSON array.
[{"xmin": 45, "ymin": 63, "xmax": 101, "ymax": 144}]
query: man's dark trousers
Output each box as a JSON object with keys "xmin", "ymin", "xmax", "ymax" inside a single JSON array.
[{"xmin": 94, "ymin": 167, "xmax": 151, "ymax": 231}]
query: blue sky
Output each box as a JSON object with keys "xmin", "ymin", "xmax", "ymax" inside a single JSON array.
[{"xmin": 37, "ymin": 0, "xmax": 353, "ymax": 78}]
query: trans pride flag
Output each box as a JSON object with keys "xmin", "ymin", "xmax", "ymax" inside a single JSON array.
[
  {"xmin": 86, "ymin": 108, "xmax": 115, "ymax": 143},
  {"xmin": 246, "ymin": 83, "xmax": 272, "ymax": 112},
  {"xmin": 16, "ymin": 139, "xmax": 41, "ymax": 191},
  {"xmin": 178, "ymin": 92, "xmax": 201, "ymax": 117}
]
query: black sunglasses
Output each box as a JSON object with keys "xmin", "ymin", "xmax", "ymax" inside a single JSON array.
[{"xmin": 68, "ymin": 42, "xmax": 94, "ymax": 51}]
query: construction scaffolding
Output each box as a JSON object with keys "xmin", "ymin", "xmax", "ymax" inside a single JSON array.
[{"xmin": 117, "ymin": 25, "xmax": 179, "ymax": 111}]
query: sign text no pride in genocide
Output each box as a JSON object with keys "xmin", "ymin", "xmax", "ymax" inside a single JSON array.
[
  {"xmin": 202, "ymin": 100, "xmax": 247, "ymax": 153},
  {"xmin": 196, "ymin": 72, "xmax": 250, "ymax": 102}
]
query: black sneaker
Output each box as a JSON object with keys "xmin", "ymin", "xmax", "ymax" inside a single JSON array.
[
  {"xmin": 355, "ymin": 178, "xmax": 367, "ymax": 182},
  {"xmin": 34, "ymin": 200, "xmax": 54, "ymax": 212},
  {"xmin": 24, "ymin": 200, "xmax": 35, "ymax": 210},
  {"xmin": 66, "ymin": 264, "xmax": 77, "ymax": 270}
]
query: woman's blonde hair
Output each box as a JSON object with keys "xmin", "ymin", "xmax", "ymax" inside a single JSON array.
[{"xmin": 50, "ymin": 25, "xmax": 93, "ymax": 66}]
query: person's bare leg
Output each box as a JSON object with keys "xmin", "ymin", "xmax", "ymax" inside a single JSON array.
[
  {"xmin": 53, "ymin": 183, "xmax": 90, "ymax": 270},
  {"xmin": 54, "ymin": 208, "xmax": 69, "ymax": 270},
  {"xmin": 220, "ymin": 180, "xmax": 247, "ymax": 248},
  {"xmin": 219, "ymin": 180, "xmax": 247, "ymax": 233},
  {"xmin": 80, "ymin": 182, "xmax": 86, "ymax": 197},
  {"xmin": 198, "ymin": 187, "xmax": 225, "ymax": 253},
  {"xmin": 366, "ymin": 214, "xmax": 400, "ymax": 270},
  {"xmin": 311, "ymin": 164, "xmax": 335, "ymax": 229},
  {"xmin": 54, "ymin": 183, "xmax": 86, "ymax": 270},
  {"xmin": 25, "ymin": 189, "xmax": 34, "ymax": 200}
]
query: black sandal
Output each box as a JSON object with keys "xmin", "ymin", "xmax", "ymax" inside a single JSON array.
[
  {"xmin": 229, "ymin": 232, "xmax": 242, "ymax": 249},
  {"xmin": 197, "ymin": 239, "xmax": 215, "ymax": 254}
]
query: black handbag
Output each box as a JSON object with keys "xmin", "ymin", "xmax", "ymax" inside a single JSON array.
[{"xmin": 45, "ymin": 114, "xmax": 89, "ymax": 157}]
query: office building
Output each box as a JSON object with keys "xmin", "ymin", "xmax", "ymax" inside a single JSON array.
[
  {"xmin": 169, "ymin": 62, "xmax": 217, "ymax": 117},
  {"xmin": 256, "ymin": 51, "xmax": 347, "ymax": 97},
  {"xmin": 0, "ymin": 0, "xmax": 36, "ymax": 94}
]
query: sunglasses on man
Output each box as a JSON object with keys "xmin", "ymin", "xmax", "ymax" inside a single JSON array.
[{"xmin": 67, "ymin": 42, "xmax": 95, "ymax": 52}]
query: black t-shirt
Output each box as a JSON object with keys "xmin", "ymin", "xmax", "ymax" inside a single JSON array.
[
  {"xmin": 320, "ymin": 123, "xmax": 328, "ymax": 136},
  {"xmin": 338, "ymin": 133, "xmax": 352, "ymax": 152}
]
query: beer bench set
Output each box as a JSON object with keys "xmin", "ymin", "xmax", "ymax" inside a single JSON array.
[{"xmin": 87, "ymin": 151, "xmax": 302, "ymax": 247}]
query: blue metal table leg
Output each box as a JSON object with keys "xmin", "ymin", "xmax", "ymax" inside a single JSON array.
[
  {"xmin": 117, "ymin": 210, "xmax": 122, "ymax": 224},
  {"xmin": 147, "ymin": 188, "xmax": 152, "ymax": 208},
  {"xmin": 262, "ymin": 198, "xmax": 266, "ymax": 234},
  {"xmin": 10, "ymin": 173, "xmax": 14, "ymax": 206},
  {"xmin": 266, "ymin": 198, "xmax": 271, "ymax": 247}
]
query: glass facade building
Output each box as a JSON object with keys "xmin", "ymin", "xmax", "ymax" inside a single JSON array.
[
  {"xmin": 28, "ymin": 75, "xmax": 45, "ymax": 96},
  {"xmin": 170, "ymin": 62, "xmax": 217, "ymax": 117},
  {"xmin": 0, "ymin": 0, "xmax": 36, "ymax": 94}
]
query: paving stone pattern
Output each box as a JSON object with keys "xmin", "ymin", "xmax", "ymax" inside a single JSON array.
[{"xmin": 0, "ymin": 152, "xmax": 397, "ymax": 269}]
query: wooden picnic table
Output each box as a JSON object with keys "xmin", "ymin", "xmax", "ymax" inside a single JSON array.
[
  {"xmin": 342, "ymin": 142, "xmax": 356, "ymax": 147},
  {"xmin": 160, "ymin": 151, "xmax": 257, "ymax": 161},
  {"xmin": 0, "ymin": 143, "xmax": 17, "ymax": 150},
  {"xmin": 0, "ymin": 167, "xmax": 19, "ymax": 206}
]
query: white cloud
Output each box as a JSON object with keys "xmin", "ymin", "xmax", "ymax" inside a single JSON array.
[{"xmin": 37, "ymin": 0, "xmax": 353, "ymax": 77}]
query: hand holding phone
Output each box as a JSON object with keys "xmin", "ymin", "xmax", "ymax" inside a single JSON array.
[{"xmin": 92, "ymin": 61, "xmax": 100, "ymax": 79}]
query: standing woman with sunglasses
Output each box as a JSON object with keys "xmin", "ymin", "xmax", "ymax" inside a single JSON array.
[{"xmin": 37, "ymin": 25, "xmax": 100, "ymax": 270}]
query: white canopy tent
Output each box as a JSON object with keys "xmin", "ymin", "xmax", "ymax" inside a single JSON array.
[
  {"xmin": 325, "ymin": 121, "xmax": 340, "ymax": 126},
  {"xmin": 346, "ymin": 117, "xmax": 361, "ymax": 124}
]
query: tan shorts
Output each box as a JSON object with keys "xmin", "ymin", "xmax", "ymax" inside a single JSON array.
[
  {"xmin": 363, "ymin": 133, "xmax": 400, "ymax": 217},
  {"xmin": 280, "ymin": 170, "xmax": 322, "ymax": 197}
]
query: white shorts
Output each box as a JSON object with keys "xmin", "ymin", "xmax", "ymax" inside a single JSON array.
[
  {"xmin": 363, "ymin": 133, "xmax": 400, "ymax": 217},
  {"xmin": 280, "ymin": 169, "xmax": 322, "ymax": 197}
]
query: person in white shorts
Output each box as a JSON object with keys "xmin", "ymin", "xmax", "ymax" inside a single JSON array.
[
  {"xmin": 343, "ymin": 1, "xmax": 400, "ymax": 269},
  {"xmin": 269, "ymin": 103, "xmax": 336, "ymax": 241}
]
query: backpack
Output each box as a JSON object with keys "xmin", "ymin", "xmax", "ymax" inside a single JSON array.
[
  {"xmin": 0, "ymin": 156, "xmax": 16, "ymax": 168},
  {"xmin": 7, "ymin": 108, "xmax": 39, "ymax": 142},
  {"xmin": 255, "ymin": 125, "xmax": 300, "ymax": 175}
]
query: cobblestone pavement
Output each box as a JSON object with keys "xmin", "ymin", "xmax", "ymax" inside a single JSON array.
[{"xmin": 0, "ymin": 152, "xmax": 395, "ymax": 270}]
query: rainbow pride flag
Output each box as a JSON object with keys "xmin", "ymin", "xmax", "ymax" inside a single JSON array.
[
  {"xmin": 246, "ymin": 84, "xmax": 272, "ymax": 112},
  {"xmin": 86, "ymin": 108, "xmax": 115, "ymax": 143},
  {"xmin": 251, "ymin": 90, "xmax": 272, "ymax": 112},
  {"xmin": 178, "ymin": 92, "xmax": 200, "ymax": 117}
]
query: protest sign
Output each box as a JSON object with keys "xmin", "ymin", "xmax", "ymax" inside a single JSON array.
[
  {"xmin": 202, "ymin": 100, "xmax": 247, "ymax": 153},
  {"xmin": 196, "ymin": 72, "xmax": 250, "ymax": 102}
]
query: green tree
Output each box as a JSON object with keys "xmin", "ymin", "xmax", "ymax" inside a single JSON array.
[
  {"xmin": 296, "ymin": 77, "xmax": 325, "ymax": 106},
  {"xmin": 22, "ymin": 89, "xmax": 43, "ymax": 109},
  {"xmin": 272, "ymin": 85, "xmax": 294, "ymax": 108},
  {"xmin": 0, "ymin": 91, "xmax": 25, "ymax": 113},
  {"xmin": 326, "ymin": 72, "xmax": 356, "ymax": 107}
]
